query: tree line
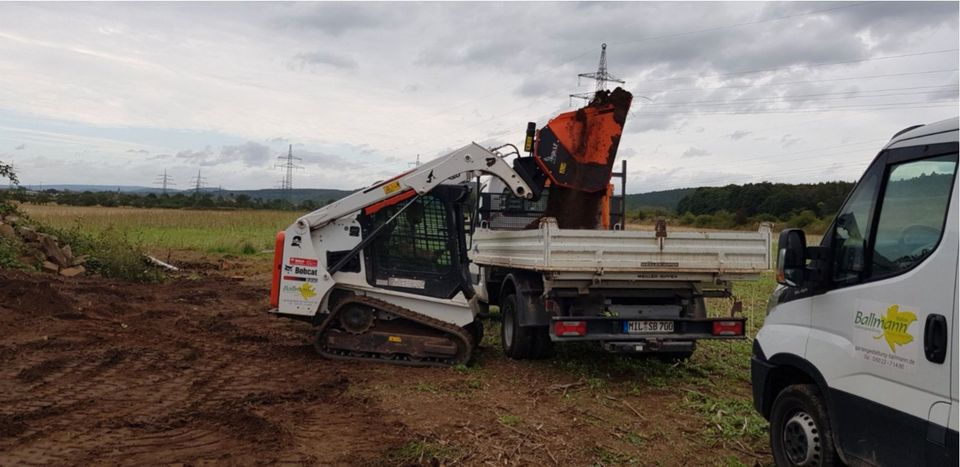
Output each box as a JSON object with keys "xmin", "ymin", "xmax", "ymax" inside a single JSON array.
[
  {"xmin": 1, "ymin": 187, "xmax": 335, "ymax": 212},
  {"xmin": 630, "ymin": 181, "xmax": 857, "ymax": 233}
]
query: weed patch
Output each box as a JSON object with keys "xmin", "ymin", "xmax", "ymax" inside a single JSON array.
[
  {"xmin": 497, "ymin": 414, "xmax": 522, "ymax": 427},
  {"xmin": 384, "ymin": 440, "xmax": 461, "ymax": 465},
  {"xmin": 681, "ymin": 390, "xmax": 767, "ymax": 444}
]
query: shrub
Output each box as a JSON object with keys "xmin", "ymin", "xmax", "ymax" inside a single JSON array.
[
  {"xmin": 785, "ymin": 209, "xmax": 818, "ymax": 229},
  {"xmin": 0, "ymin": 235, "xmax": 23, "ymax": 268},
  {"xmin": 47, "ymin": 224, "xmax": 165, "ymax": 283},
  {"xmin": 241, "ymin": 242, "xmax": 257, "ymax": 255}
]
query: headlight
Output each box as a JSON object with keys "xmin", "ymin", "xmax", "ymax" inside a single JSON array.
[{"xmin": 766, "ymin": 285, "xmax": 786, "ymax": 316}]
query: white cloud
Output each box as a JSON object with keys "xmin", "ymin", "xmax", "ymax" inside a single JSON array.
[{"xmin": 0, "ymin": 2, "xmax": 955, "ymax": 191}]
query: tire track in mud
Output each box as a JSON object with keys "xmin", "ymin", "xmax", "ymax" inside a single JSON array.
[{"xmin": 0, "ymin": 270, "xmax": 407, "ymax": 465}]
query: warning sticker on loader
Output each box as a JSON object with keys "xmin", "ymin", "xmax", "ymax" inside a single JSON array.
[
  {"xmin": 383, "ymin": 181, "xmax": 401, "ymax": 195},
  {"xmin": 852, "ymin": 301, "xmax": 919, "ymax": 372}
]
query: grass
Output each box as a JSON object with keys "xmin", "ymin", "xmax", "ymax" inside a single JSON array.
[
  {"xmin": 384, "ymin": 440, "xmax": 461, "ymax": 465},
  {"xmin": 497, "ymin": 414, "xmax": 522, "ymax": 427},
  {"xmin": 480, "ymin": 272, "xmax": 779, "ymax": 461},
  {"xmin": 17, "ymin": 204, "xmax": 295, "ymax": 255}
]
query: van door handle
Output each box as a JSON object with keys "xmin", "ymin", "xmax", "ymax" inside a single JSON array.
[{"xmin": 924, "ymin": 314, "xmax": 947, "ymax": 364}]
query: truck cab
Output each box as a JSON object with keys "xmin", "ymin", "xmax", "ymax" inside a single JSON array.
[{"xmin": 752, "ymin": 117, "xmax": 959, "ymax": 466}]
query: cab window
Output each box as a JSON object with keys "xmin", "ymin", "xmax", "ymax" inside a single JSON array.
[
  {"xmin": 830, "ymin": 159, "xmax": 882, "ymax": 284},
  {"xmin": 870, "ymin": 153, "xmax": 957, "ymax": 278}
]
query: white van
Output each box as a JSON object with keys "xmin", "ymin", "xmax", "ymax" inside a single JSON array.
[{"xmin": 752, "ymin": 117, "xmax": 958, "ymax": 466}]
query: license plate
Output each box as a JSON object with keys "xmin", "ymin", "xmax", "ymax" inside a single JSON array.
[{"xmin": 624, "ymin": 320, "xmax": 674, "ymax": 334}]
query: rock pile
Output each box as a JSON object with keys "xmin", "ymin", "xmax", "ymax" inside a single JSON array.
[{"xmin": 0, "ymin": 213, "xmax": 87, "ymax": 277}]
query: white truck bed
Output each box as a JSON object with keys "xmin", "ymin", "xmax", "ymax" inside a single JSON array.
[{"xmin": 470, "ymin": 220, "xmax": 772, "ymax": 282}]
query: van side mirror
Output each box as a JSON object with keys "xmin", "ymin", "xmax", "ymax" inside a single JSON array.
[{"xmin": 777, "ymin": 229, "xmax": 807, "ymax": 287}]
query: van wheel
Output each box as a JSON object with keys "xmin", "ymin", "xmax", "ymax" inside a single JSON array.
[
  {"xmin": 500, "ymin": 294, "xmax": 532, "ymax": 359},
  {"xmin": 770, "ymin": 384, "xmax": 840, "ymax": 467}
]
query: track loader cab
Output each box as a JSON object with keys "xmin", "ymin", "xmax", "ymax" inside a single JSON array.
[{"xmin": 358, "ymin": 184, "xmax": 472, "ymax": 300}]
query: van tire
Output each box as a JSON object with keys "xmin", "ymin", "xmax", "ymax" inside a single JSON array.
[
  {"xmin": 500, "ymin": 294, "xmax": 533, "ymax": 359},
  {"xmin": 769, "ymin": 384, "xmax": 840, "ymax": 467}
]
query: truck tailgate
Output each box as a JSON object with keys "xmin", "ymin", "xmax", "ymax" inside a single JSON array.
[{"xmin": 470, "ymin": 221, "xmax": 772, "ymax": 280}]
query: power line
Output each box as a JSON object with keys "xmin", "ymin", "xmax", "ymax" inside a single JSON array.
[
  {"xmin": 391, "ymin": 2, "xmax": 879, "ymax": 133},
  {"xmin": 630, "ymin": 100, "xmax": 958, "ymax": 116},
  {"xmin": 640, "ymin": 84, "xmax": 959, "ymax": 107},
  {"xmin": 635, "ymin": 49, "xmax": 959, "ymax": 84},
  {"xmin": 608, "ymin": 2, "xmax": 875, "ymax": 49},
  {"xmin": 638, "ymin": 68, "xmax": 959, "ymax": 93}
]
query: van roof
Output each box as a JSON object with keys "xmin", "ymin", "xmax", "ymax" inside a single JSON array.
[{"xmin": 887, "ymin": 116, "xmax": 959, "ymax": 147}]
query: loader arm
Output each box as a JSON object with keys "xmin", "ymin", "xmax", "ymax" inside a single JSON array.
[{"xmin": 294, "ymin": 143, "xmax": 534, "ymax": 232}]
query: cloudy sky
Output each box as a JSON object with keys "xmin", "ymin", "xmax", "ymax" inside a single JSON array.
[{"xmin": 0, "ymin": 1, "xmax": 957, "ymax": 193}]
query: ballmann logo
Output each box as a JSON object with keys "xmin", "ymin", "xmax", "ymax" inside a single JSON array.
[
  {"xmin": 282, "ymin": 282, "xmax": 317, "ymax": 300},
  {"xmin": 854, "ymin": 305, "xmax": 917, "ymax": 353}
]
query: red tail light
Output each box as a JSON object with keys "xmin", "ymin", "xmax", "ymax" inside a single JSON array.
[
  {"xmin": 554, "ymin": 320, "xmax": 586, "ymax": 337},
  {"xmin": 712, "ymin": 320, "xmax": 744, "ymax": 336},
  {"xmin": 270, "ymin": 231, "xmax": 285, "ymax": 308}
]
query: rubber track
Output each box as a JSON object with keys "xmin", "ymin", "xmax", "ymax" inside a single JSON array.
[{"xmin": 314, "ymin": 295, "xmax": 473, "ymax": 367}]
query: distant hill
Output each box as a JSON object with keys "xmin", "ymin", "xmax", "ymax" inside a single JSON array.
[
  {"xmin": 22, "ymin": 184, "xmax": 163, "ymax": 193},
  {"xmin": 18, "ymin": 185, "xmax": 354, "ymax": 203},
  {"xmin": 624, "ymin": 188, "xmax": 696, "ymax": 211},
  {"xmin": 226, "ymin": 188, "xmax": 354, "ymax": 204}
]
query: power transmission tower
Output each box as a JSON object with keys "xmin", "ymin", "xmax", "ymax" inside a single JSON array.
[
  {"xmin": 154, "ymin": 169, "xmax": 175, "ymax": 195},
  {"xmin": 191, "ymin": 169, "xmax": 207, "ymax": 194},
  {"xmin": 408, "ymin": 154, "xmax": 421, "ymax": 169},
  {"xmin": 274, "ymin": 144, "xmax": 303, "ymax": 200},
  {"xmin": 570, "ymin": 43, "xmax": 626, "ymax": 105}
]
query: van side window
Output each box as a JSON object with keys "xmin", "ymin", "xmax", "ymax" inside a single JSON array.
[
  {"xmin": 870, "ymin": 153, "xmax": 957, "ymax": 278},
  {"xmin": 831, "ymin": 161, "xmax": 882, "ymax": 284}
]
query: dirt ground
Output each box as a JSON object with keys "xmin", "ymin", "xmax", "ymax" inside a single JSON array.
[{"xmin": 0, "ymin": 257, "xmax": 769, "ymax": 466}]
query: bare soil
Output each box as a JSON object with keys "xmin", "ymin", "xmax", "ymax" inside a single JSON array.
[{"xmin": 0, "ymin": 263, "xmax": 769, "ymax": 465}]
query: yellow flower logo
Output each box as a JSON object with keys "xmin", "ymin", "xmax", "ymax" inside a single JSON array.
[
  {"xmin": 873, "ymin": 304, "xmax": 917, "ymax": 353},
  {"xmin": 299, "ymin": 283, "xmax": 317, "ymax": 300}
]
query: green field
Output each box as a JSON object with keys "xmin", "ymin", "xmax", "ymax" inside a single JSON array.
[{"xmin": 18, "ymin": 204, "xmax": 298, "ymax": 255}]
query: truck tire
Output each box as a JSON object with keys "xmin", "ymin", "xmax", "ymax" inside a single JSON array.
[
  {"xmin": 500, "ymin": 294, "xmax": 533, "ymax": 359},
  {"xmin": 769, "ymin": 384, "xmax": 840, "ymax": 467}
]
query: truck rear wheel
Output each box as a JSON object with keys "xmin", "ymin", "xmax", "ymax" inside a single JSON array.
[
  {"xmin": 501, "ymin": 293, "xmax": 552, "ymax": 359},
  {"xmin": 501, "ymin": 294, "xmax": 533, "ymax": 359},
  {"xmin": 769, "ymin": 384, "xmax": 840, "ymax": 467}
]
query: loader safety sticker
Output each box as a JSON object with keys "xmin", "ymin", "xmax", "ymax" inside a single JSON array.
[
  {"xmin": 853, "ymin": 301, "xmax": 918, "ymax": 372},
  {"xmin": 383, "ymin": 181, "xmax": 401, "ymax": 195},
  {"xmin": 289, "ymin": 257, "xmax": 318, "ymax": 267}
]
